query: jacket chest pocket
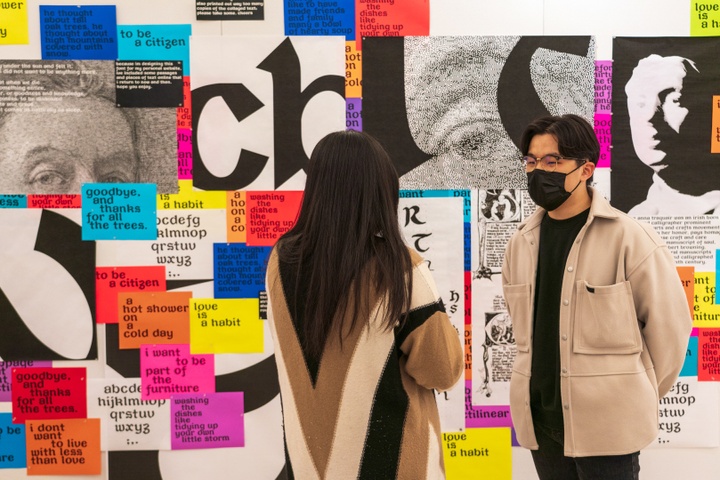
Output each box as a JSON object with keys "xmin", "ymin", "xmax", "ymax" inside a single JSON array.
[
  {"xmin": 573, "ymin": 280, "xmax": 642, "ymax": 354},
  {"xmin": 503, "ymin": 283, "xmax": 532, "ymax": 352}
]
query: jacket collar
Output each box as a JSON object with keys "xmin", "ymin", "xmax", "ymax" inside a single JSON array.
[{"xmin": 518, "ymin": 187, "xmax": 618, "ymax": 233}]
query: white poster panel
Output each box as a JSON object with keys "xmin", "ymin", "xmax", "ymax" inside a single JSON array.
[
  {"xmin": 650, "ymin": 377, "xmax": 720, "ymax": 448},
  {"xmin": 190, "ymin": 35, "xmax": 345, "ymax": 192},
  {"xmin": 399, "ymin": 192, "xmax": 465, "ymax": 431},
  {"xmin": 0, "ymin": 209, "xmax": 97, "ymax": 362},
  {"xmin": 471, "ymin": 189, "xmax": 534, "ymax": 406},
  {"xmin": 634, "ymin": 215, "xmax": 720, "ymax": 270},
  {"xmin": 96, "ymin": 209, "xmax": 226, "ymax": 281},
  {"xmin": 88, "ymin": 378, "xmax": 171, "ymax": 451}
]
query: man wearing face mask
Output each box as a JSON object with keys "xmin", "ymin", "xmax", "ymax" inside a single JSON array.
[{"xmin": 502, "ymin": 114, "xmax": 692, "ymax": 480}]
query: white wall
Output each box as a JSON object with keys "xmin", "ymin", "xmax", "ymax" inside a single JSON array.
[{"xmin": 1, "ymin": 0, "xmax": 717, "ymax": 478}]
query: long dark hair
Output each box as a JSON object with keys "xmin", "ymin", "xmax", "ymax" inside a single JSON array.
[{"xmin": 275, "ymin": 130, "xmax": 413, "ymax": 359}]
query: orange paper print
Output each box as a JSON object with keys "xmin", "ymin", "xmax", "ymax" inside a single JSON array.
[
  {"xmin": 25, "ymin": 418, "xmax": 101, "ymax": 475},
  {"xmin": 118, "ymin": 291, "xmax": 191, "ymax": 349},
  {"xmin": 678, "ymin": 266, "xmax": 695, "ymax": 315},
  {"xmin": 227, "ymin": 191, "xmax": 247, "ymax": 243}
]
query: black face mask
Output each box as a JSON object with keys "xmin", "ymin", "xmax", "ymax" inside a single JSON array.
[{"xmin": 527, "ymin": 162, "xmax": 585, "ymax": 211}]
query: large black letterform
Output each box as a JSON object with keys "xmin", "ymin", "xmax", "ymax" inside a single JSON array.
[
  {"xmin": 193, "ymin": 38, "xmax": 344, "ymax": 191},
  {"xmin": 192, "ymin": 84, "xmax": 266, "ymax": 190},
  {"xmin": 497, "ymin": 37, "xmax": 592, "ymax": 148}
]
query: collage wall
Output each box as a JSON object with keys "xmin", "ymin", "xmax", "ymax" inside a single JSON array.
[{"xmin": 0, "ymin": 0, "xmax": 719, "ymax": 479}]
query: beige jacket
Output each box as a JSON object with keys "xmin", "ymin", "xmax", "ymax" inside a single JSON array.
[{"xmin": 502, "ymin": 188, "xmax": 692, "ymax": 457}]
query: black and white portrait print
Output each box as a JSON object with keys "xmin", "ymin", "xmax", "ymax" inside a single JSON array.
[
  {"xmin": 612, "ymin": 37, "xmax": 720, "ymax": 215},
  {"xmin": 0, "ymin": 60, "xmax": 177, "ymax": 195},
  {"xmin": 363, "ymin": 36, "xmax": 595, "ymax": 189}
]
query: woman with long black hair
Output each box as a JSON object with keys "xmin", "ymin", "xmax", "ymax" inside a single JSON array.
[{"xmin": 266, "ymin": 130, "xmax": 463, "ymax": 479}]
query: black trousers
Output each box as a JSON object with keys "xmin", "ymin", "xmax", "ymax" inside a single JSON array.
[{"xmin": 530, "ymin": 423, "xmax": 640, "ymax": 480}]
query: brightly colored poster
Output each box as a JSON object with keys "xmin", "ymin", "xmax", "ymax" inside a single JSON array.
[
  {"xmin": 442, "ymin": 427, "xmax": 511, "ymax": 479},
  {"xmin": 25, "ymin": 418, "xmax": 101, "ymax": 475},
  {"xmin": 0, "ymin": 413, "xmax": 26, "ymax": 469},
  {"xmin": 691, "ymin": 1, "xmax": 720, "ymax": 36},
  {"xmin": 118, "ymin": 24, "xmax": 192, "ymax": 75},
  {"xmin": 0, "ymin": 0, "xmax": 28, "ymax": 44},
  {"xmin": 96, "ymin": 266, "xmax": 166, "ymax": 324},
  {"xmin": 171, "ymin": 392, "xmax": 244, "ymax": 449},
  {"xmin": 245, "ymin": 191, "xmax": 302, "ymax": 246},
  {"xmin": 140, "ymin": 344, "xmax": 214, "ymax": 400},
  {"xmin": 39, "ymin": 5, "xmax": 118, "ymax": 60},
  {"xmin": 214, "ymin": 243, "xmax": 271, "ymax": 299},
  {"xmin": 118, "ymin": 291, "xmax": 192, "ymax": 349},
  {"xmin": 227, "ymin": 191, "xmax": 247, "ymax": 243},
  {"xmin": 189, "ymin": 298, "xmax": 263, "ymax": 354},
  {"xmin": 699, "ymin": 328, "xmax": 720, "ymax": 381},
  {"xmin": 694, "ymin": 272, "xmax": 720, "ymax": 328},
  {"xmin": 11, "ymin": 367, "xmax": 87, "ymax": 423},
  {"xmin": 355, "ymin": 0, "xmax": 429, "ymax": 48},
  {"xmin": 0, "ymin": 361, "xmax": 51, "ymax": 402}
]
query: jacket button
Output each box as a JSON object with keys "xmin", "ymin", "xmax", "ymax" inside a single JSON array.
[
  {"xmin": 562, "ymin": 334, "xmax": 568, "ymax": 341},
  {"xmin": 562, "ymin": 368, "xmax": 567, "ymax": 374},
  {"xmin": 567, "ymin": 266, "xmax": 574, "ymax": 272},
  {"xmin": 563, "ymin": 404, "xmax": 569, "ymax": 410},
  {"xmin": 563, "ymin": 299, "xmax": 569, "ymax": 306}
]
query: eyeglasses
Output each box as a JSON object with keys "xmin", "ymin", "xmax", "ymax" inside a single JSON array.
[{"xmin": 521, "ymin": 154, "xmax": 582, "ymax": 173}]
